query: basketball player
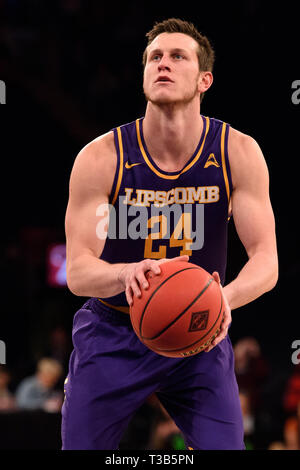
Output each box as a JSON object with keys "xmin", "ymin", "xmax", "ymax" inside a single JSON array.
[{"xmin": 62, "ymin": 18, "xmax": 278, "ymax": 450}]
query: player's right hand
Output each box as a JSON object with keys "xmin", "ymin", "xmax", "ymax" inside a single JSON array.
[{"xmin": 118, "ymin": 255, "xmax": 189, "ymax": 306}]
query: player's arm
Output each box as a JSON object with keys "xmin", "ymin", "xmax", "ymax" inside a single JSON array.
[
  {"xmin": 65, "ymin": 132, "xmax": 187, "ymax": 302},
  {"xmin": 65, "ymin": 132, "xmax": 127, "ymax": 298},
  {"xmin": 223, "ymin": 128, "xmax": 279, "ymax": 310},
  {"xmin": 205, "ymin": 128, "xmax": 278, "ymax": 352}
]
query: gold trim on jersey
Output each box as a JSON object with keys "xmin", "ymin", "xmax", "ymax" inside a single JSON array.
[
  {"xmin": 111, "ymin": 126, "xmax": 124, "ymax": 206},
  {"xmin": 136, "ymin": 117, "xmax": 210, "ymax": 180},
  {"xmin": 220, "ymin": 122, "xmax": 230, "ymax": 204},
  {"xmin": 98, "ymin": 298, "xmax": 130, "ymax": 314}
]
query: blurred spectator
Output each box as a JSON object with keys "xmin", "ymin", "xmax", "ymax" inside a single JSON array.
[
  {"xmin": 146, "ymin": 394, "xmax": 185, "ymax": 450},
  {"xmin": 119, "ymin": 393, "xmax": 185, "ymax": 450},
  {"xmin": 15, "ymin": 358, "xmax": 63, "ymax": 412},
  {"xmin": 283, "ymin": 364, "xmax": 300, "ymax": 415},
  {"xmin": 234, "ymin": 337, "xmax": 269, "ymax": 412},
  {"xmin": 268, "ymin": 416, "xmax": 300, "ymax": 450},
  {"xmin": 268, "ymin": 441, "xmax": 286, "ymax": 450},
  {"xmin": 283, "ymin": 416, "xmax": 300, "ymax": 450},
  {"xmin": 239, "ymin": 390, "xmax": 255, "ymax": 450},
  {"xmin": 0, "ymin": 366, "xmax": 16, "ymax": 412},
  {"xmin": 119, "ymin": 399, "xmax": 156, "ymax": 450},
  {"xmin": 45, "ymin": 325, "xmax": 71, "ymax": 373}
]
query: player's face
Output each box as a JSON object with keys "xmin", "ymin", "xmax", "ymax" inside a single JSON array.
[{"xmin": 143, "ymin": 33, "xmax": 201, "ymax": 106}]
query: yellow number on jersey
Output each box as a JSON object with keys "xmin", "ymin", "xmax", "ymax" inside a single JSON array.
[
  {"xmin": 169, "ymin": 212, "xmax": 193, "ymax": 256},
  {"xmin": 144, "ymin": 213, "xmax": 193, "ymax": 259}
]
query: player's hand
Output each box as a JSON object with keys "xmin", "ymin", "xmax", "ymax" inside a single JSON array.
[
  {"xmin": 118, "ymin": 255, "xmax": 189, "ymax": 306},
  {"xmin": 204, "ymin": 271, "xmax": 231, "ymax": 352}
]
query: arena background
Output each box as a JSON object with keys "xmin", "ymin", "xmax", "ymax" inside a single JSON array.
[{"xmin": 0, "ymin": 0, "xmax": 299, "ymax": 451}]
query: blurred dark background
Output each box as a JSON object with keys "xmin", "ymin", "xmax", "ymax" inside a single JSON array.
[{"xmin": 0, "ymin": 0, "xmax": 299, "ymax": 450}]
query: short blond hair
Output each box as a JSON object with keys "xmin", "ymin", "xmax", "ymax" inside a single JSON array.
[{"xmin": 143, "ymin": 18, "xmax": 215, "ymax": 73}]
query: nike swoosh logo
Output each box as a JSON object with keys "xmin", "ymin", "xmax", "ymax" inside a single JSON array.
[{"xmin": 125, "ymin": 162, "xmax": 143, "ymax": 169}]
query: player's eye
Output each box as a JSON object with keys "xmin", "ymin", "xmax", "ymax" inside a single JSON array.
[{"xmin": 173, "ymin": 54, "xmax": 184, "ymax": 60}]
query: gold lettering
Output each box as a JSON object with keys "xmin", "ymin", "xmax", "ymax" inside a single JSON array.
[
  {"xmin": 123, "ymin": 188, "xmax": 136, "ymax": 205},
  {"xmin": 186, "ymin": 187, "xmax": 202, "ymax": 203},
  {"xmin": 123, "ymin": 186, "xmax": 220, "ymax": 206},
  {"xmin": 135, "ymin": 189, "xmax": 145, "ymax": 206},
  {"xmin": 174, "ymin": 187, "xmax": 187, "ymax": 204},
  {"xmin": 166, "ymin": 189, "xmax": 175, "ymax": 205},
  {"xmin": 154, "ymin": 191, "xmax": 167, "ymax": 207}
]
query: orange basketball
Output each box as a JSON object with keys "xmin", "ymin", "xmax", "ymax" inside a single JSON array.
[{"xmin": 130, "ymin": 260, "xmax": 224, "ymax": 358}]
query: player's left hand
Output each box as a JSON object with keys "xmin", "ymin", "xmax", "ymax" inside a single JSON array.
[{"xmin": 204, "ymin": 271, "xmax": 231, "ymax": 352}]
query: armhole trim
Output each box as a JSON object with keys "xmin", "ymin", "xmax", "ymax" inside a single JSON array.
[
  {"xmin": 111, "ymin": 126, "xmax": 124, "ymax": 206},
  {"xmin": 221, "ymin": 122, "xmax": 231, "ymax": 204}
]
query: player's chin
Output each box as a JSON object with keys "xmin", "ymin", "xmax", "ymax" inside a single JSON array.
[
  {"xmin": 148, "ymin": 96, "xmax": 175, "ymax": 106},
  {"xmin": 145, "ymin": 90, "xmax": 180, "ymax": 105}
]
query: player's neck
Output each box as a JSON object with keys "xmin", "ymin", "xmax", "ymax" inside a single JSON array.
[{"xmin": 143, "ymin": 102, "xmax": 203, "ymax": 171}]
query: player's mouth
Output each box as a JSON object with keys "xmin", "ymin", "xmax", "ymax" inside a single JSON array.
[{"xmin": 155, "ymin": 76, "xmax": 174, "ymax": 83}]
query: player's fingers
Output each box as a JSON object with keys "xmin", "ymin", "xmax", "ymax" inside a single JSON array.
[
  {"xmin": 135, "ymin": 269, "xmax": 150, "ymax": 290},
  {"xmin": 215, "ymin": 327, "xmax": 228, "ymax": 343},
  {"xmin": 146, "ymin": 260, "xmax": 162, "ymax": 275},
  {"xmin": 205, "ymin": 335, "xmax": 224, "ymax": 352},
  {"xmin": 141, "ymin": 256, "xmax": 189, "ymax": 282},
  {"xmin": 222, "ymin": 305, "xmax": 232, "ymax": 327},
  {"xmin": 147, "ymin": 256, "xmax": 189, "ymax": 276},
  {"xmin": 222, "ymin": 317, "xmax": 231, "ymax": 330},
  {"xmin": 125, "ymin": 285, "xmax": 133, "ymax": 306},
  {"xmin": 220, "ymin": 313, "xmax": 228, "ymax": 330},
  {"xmin": 204, "ymin": 323, "xmax": 228, "ymax": 352},
  {"xmin": 156, "ymin": 257, "xmax": 167, "ymax": 265},
  {"xmin": 161, "ymin": 255, "xmax": 189, "ymax": 264},
  {"xmin": 212, "ymin": 271, "xmax": 221, "ymax": 284},
  {"xmin": 215, "ymin": 320, "xmax": 229, "ymax": 346},
  {"xmin": 171, "ymin": 255, "xmax": 189, "ymax": 262},
  {"xmin": 129, "ymin": 277, "xmax": 142, "ymax": 299}
]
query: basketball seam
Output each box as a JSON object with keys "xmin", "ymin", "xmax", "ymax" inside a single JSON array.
[
  {"xmin": 141, "ymin": 275, "xmax": 214, "ymax": 340},
  {"xmin": 153, "ymin": 294, "xmax": 223, "ymax": 353},
  {"xmin": 138, "ymin": 267, "xmax": 200, "ymax": 337}
]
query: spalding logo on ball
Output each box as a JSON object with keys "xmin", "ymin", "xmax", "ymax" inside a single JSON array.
[{"xmin": 130, "ymin": 260, "xmax": 224, "ymax": 357}]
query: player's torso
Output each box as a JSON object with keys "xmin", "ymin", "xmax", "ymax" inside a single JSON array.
[{"xmin": 98, "ymin": 115, "xmax": 232, "ymax": 309}]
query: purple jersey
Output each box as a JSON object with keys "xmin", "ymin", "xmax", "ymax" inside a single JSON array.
[
  {"xmin": 61, "ymin": 115, "xmax": 244, "ymax": 451},
  {"xmin": 99, "ymin": 115, "xmax": 232, "ymax": 309}
]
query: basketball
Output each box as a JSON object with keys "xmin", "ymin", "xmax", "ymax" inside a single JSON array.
[{"xmin": 130, "ymin": 260, "xmax": 224, "ymax": 358}]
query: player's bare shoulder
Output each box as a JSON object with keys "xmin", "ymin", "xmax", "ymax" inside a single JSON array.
[
  {"xmin": 69, "ymin": 131, "xmax": 117, "ymax": 200},
  {"xmin": 228, "ymin": 126, "xmax": 269, "ymax": 190}
]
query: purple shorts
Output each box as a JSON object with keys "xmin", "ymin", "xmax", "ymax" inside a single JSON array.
[{"xmin": 61, "ymin": 298, "xmax": 244, "ymax": 450}]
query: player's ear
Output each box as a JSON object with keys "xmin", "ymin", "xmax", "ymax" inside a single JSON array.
[{"xmin": 197, "ymin": 71, "xmax": 213, "ymax": 94}]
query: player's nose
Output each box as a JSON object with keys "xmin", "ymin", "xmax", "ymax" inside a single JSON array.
[{"xmin": 158, "ymin": 55, "xmax": 171, "ymax": 72}]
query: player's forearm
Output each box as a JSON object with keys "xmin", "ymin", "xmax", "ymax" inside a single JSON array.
[
  {"xmin": 66, "ymin": 254, "xmax": 126, "ymax": 298},
  {"xmin": 223, "ymin": 250, "xmax": 278, "ymax": 310}
]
